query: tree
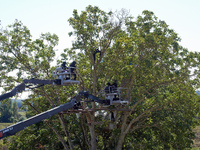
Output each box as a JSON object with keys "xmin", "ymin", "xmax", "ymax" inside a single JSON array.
[
  {"xmin": 0, "ymin": 99, "xmax": 13, "ymax": 123},
  {"xmin": 0, "ymin": 20, "xmax": 72, "ymax": 149},
  {"xmin": 65, "ymin": 6, "xmax": 200, "ymax": 149},
  {"xmin": 67, "ymin": 6, "xmax": 127, "ymax": 149},
  {"xmin": 12, "ymin": 100, "xmax": 19, "ymax": 122},
  {"xmin": 0, "ymin": 99, "xmax": 21, "ymax": 123},
  {"xmin": 1, "ymin": 6, "xmax": 200, "ymax": 150}
]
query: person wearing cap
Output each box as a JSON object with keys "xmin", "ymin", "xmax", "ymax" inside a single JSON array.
[
  {"xmin": 104, "ymin": 82, "xmax": 111, "ymax": 93},
  {"xmin": 69, "ymin": 61, "xmax": 77, "ymax": 80}
]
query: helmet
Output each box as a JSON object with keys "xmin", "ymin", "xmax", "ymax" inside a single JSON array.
[{"xmin": 107, "ymin": 82, "xmax": 111, "ymax": 85}]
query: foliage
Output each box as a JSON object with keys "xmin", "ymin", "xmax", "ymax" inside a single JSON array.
[
  {"xmin": 0, "ymin": 6, "xmax": 200, "ymax": 150},
  {"xmin": 0, "ymin": 99, "xmax": 12, "ymax": 123},
  {"xmin": 0, "ymin": 99, "xmax": 20, "ymax": 123},
  {"xmin": 12, "ymin": 100, "xmax": 19, "ymax": 122},
  {"xmin": 64, "ymin": 6, "xmax": 200, "ymax": 149}
]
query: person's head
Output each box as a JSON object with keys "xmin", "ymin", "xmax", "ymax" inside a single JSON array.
[
  {"xmin": 70, "ymin": 61, "xmax": 76, "ymax": 67},
  {"xmin": 107, "ymin": 82, "xmax": 111, "ymax": 86},
  {"xmin": 61, "ymin": 62, "xmax": 67, "ymax": 68}
]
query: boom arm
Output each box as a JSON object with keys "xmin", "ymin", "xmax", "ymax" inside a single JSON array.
[
  {"xmin": 0, "ymin": 83, "xmax": 26, "ymax": 102},
  {"xmin": 0, "ymin": 78, "xmax": 62, "ymax": 102},
  {"xmin": 79, "ymin": 91, "xmax": 129, "ymax": 105},
  {"xmin": 79, "ymin": 91, "xmax": 110, "ymax": 105},
  {"xmin": 0, "ymin": 95, "xmax": 80, "ymax": 139},
  {"xmin": 0, "ymin": 62, "xmax": 80, "ymax": 102},
  {"xmin": 0, "ymin": 90, "xmax": 128, "ymax": 139}
]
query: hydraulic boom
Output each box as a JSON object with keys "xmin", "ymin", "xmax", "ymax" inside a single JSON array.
[{"xmin": 0, "ymin": 95, "xmax": 81, "ymax": 139}]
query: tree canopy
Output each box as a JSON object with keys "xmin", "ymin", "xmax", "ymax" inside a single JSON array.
[{"xmin": 1, "ymin": 5, "xmax": 200, "ymax": 150}]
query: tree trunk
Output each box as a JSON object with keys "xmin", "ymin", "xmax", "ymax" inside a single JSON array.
[
  {"xmin": 92, "ymin": 64, "xmax": 97, "ymax": 95},
  {"xmin": 92, "ymin": 63, "xmax": 97, "ymax": 108},
  {"xmin": 81, "ymin": 114, "xmax": 90, "ymax": 149},
  {"xmin": 87, "ymin": 113, "xmax": 97, "ymax": 150},
  {"xmin": 115, "ymin": 114, "xmax": 128, "ymax": 150},
  {"xmin": 115, "ymin": 132, "xmax": 126, "ymax": 150}
]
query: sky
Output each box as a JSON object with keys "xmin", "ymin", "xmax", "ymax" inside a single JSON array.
[
  {"xmin": 1, "ymin": 0, "xmax": 200, "ymax": 54},
  {"xmin": 0, "ymin": 0, "xmax": 200, "ymax": 98}
]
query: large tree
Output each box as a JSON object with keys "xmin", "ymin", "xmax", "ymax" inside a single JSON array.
[
  {"xmin": 65, "ymin": 6, "xmax": 200, "ymax": 149},
  {"xmin": 0, "ymin": 6, "xmax": 200, "ymax": 150},
  {"xmin": 0, "ymin": 20, "xmax": 75, "ymax": 149}
]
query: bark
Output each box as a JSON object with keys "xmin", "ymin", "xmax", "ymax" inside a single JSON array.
[
  {"xmin": 88, "ymin": 52, "xmax": 97, "ymax": 149},
  {"xmin": 92, "ymin": 63, "xmax": 97, "ymax": 95},
  {"xmin": 92, "ymin": 58, "xmax": 97, "ymax": 108},
  {"xmin": 81, "ymin": 114, "xmax": 90, "ymax": 148},
  {"xmin": 87, "ymin": 112, "xmax": 97, "ymax": 150},
  {"xmin": 115, "ymin": 113, "xmax": 128, "ymax": 150},
  {"xmin": 115, "ymin": 132, "xmax": 126, "ymax": 150}
]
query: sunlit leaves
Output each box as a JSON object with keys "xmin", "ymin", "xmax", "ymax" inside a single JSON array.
[
  {"xmin": 0, "ymin": 21, "xmax": 59, "ymax": 90},
  {"xmin": 1, "ymin": 6, "xmax": 200, "ymax": 149},
  {"xmin": 66, "ymin": 8, "xmax": 200, "ymax": 149}
]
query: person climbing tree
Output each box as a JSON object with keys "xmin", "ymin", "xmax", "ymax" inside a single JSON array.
[{"xmin": 93, "ymin": 48, "xmax": 101, "ymax": 62}]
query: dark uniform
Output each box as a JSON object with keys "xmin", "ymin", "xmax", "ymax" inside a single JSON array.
[
  {"xmin": 112, "ymin": 80, "xmax": 117, "ymax": 93},
  {"xmin": 93, "ymin": 48, "xmax": 101, "ymax": 62},
  {"xmin": 104, "ymin": 82, "xmax": 111, "ymax": 93},
  {"xmin": 69, "ymin": 61, "xmax": 76, "ymax": 80},
  {"xmin": 61, "ymin": 62, "xmax": 67, "ymax": 70}
]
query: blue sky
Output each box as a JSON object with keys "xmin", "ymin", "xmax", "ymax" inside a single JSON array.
[{"xmin": 0, "ymin": 0, "xmax": 200, "ymax": 53}]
